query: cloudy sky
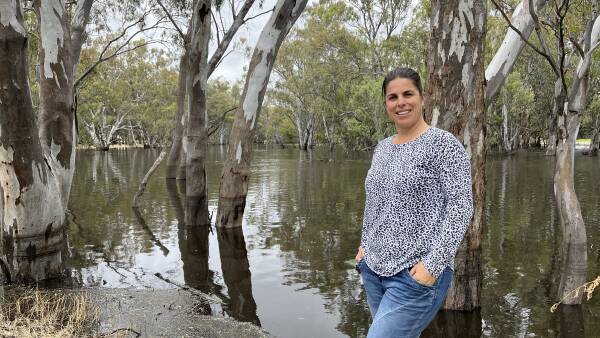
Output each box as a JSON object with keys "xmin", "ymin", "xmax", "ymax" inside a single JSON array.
[{"xmin": 209, "ymin": 0, "xmax": 298, "ymax": 82}]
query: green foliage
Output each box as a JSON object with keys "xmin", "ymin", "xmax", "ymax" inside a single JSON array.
[
  {"xmin": 77, "ymin": 39, "xmax": 178, "ymax": 147},
  {"xmin": 263, "ymin": 0, "xmax": 428, "ymax": 150}
]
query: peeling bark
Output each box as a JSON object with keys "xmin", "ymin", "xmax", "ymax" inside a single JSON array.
[
  {"xmin": 216, "ymin": 0, "xmax": 309, "ymax": 228},
  {"xmin": 0, "ymin": 0, "xmax": 65, "ymax": 282},
  {"xmin": 424, "ymin": 0, "xmax": 487, "ymax": 311},
  {"xmin": 166, "ymin": 0, "xmax": 256, "ymax": 181},
  {"xmin": 35, "ymin": 0, "xmax": 75, "ymax": 209}
]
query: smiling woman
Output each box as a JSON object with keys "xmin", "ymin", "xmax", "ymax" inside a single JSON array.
[{"xmin": 354, "ymin": 67, "xmax": 474, "ymax": 338}]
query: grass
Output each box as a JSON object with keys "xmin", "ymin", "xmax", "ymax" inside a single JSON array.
[
  {"xmin": 576, "ymin": 139, "xmax": 592, "ymax": 145},
  {"xmin": 550, "ymin": 275, "xmax": 600, "ymax": 312},
  {"xmin": 0, "ymin": 288, "xmax": 99, "ymax": 337}
]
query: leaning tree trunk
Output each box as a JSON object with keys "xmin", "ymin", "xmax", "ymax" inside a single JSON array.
[
  {"xmin": 0, "ymin": 1, "xmax": 66, "ymax": 283},
  {"xmin": 185, "ymin": 0, "xmax": 212, "ymax": 227},
  {"xmin": 424, "ymin": 0, "xmax": 487, "ymax": 311},
  {"xmin": 485, "ymin": 0, "xmax": 548, "ymax": 107},
  {"xmin": 216, "ymin": 0, "xmax": 309, "ymax": 228}
]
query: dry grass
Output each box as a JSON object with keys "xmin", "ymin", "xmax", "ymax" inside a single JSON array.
[
  {"xmin": 0, "ymin": 288, "xmax": 99, "ymax": 338},
  {"xmin": 551, "ymin": 275, "xmax": 600, "ymax": 312}
]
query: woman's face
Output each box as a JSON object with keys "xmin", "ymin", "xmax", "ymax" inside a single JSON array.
[{"xmin": 384, "ymin": 77, "xmax": 424, "ymax": 132}]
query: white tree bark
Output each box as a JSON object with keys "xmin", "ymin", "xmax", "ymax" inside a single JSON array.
[
  {"xmin": 425, "ymin": 0, "xmax": 487, "ymax": 311},
  {"xmin": 554, "ymin": 11, "xmax": 600, "ymax": 304},
  {"xmin": 0, "ymin": 0, "xmax": 65, "ymax": 283},
  {"xmin": 217, "ymin": 0, "xmax": 309, "ymax": 228},
  {"xmin": 485, "ymin": 0, "xmax": 548, "ymax": 107}
]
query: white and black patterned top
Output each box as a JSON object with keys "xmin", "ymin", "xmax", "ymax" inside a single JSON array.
[{"xmin": 360, "ymin": 127, "xmax": 473, "ymax": 278}]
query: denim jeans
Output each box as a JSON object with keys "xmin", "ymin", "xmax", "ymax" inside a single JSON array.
[{"xmin": 359, "ymin": 259, "xmax": 453, "ymax": 338}]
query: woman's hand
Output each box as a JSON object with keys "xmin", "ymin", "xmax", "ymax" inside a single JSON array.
[
  {"xmin": 410, "ymin": 262, "xmax": 436, "ymax": 286},
  {"xmin": 355, "ymin": 246, "xmax": 365, "ymax": 262}
]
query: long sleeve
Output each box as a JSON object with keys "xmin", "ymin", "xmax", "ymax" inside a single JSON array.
[{"xmin": 421, "ymin": 138, "xmax": 473, "ymax": 278}]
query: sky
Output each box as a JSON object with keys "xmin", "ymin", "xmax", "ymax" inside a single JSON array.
[
  {"xmin": 209, "ymin": 0, "xmax": 301, "ymax": 82},
  {"xmin": 208, "ymin": 0, "xmax": 420, "ymax": 82}
]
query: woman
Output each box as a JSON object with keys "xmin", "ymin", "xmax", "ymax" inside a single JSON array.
[{"xmin": 355, "ymin": 68, "xmax": 473, "ymax": 337}]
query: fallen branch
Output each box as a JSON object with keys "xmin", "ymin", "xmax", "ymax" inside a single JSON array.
[
  {"xmin": 152, "ymin": 272, "xmax": 222, "ymax": 304},
  {"xmin": 132, "ymin": 149, "xmax": 167, "ymax": 208}
]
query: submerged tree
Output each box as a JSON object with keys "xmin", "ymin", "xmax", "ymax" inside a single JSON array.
[
  {"xmin": 216, "ymin": 0, "xmax": 309, "ymax": 228},
  {"xmin": 492, "ymin": 0, "xmax": 600, "ymax": 305},
  {"xmin": 424, "ymin": 0, "xmax": 487, "ymax": 311},
  {"xmin": 0, "ymin": 0, "xmax": 93, "ymax": 283}
]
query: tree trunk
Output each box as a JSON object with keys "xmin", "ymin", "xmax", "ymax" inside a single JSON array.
[
  {"xmin": 424, "ymin": 0, "xmax": 487, "ymax": 311},
  {"xmin": 35, "ymin": 0, "xmax": 76, "ymax": 209},
  {"xmin": 166, "ymin": 49, "xmax": 190, "ymax": 179},
  {"xmin": 554, "ymin": 7, "xmax": 599, "ymax": 303},
  {"xmin": 485, "ymin": 0, "xmax": 548, "ymax": 107},
  {"xmin": 554, "ymin": 110, "xmax": 587, "ymax": 304},
  {"xmin": 546, "ymin": 79, "xmax": 562, "ymax": 155},
  {"xmin": 185, "ymin": 0, "xmax": 212, "ymax": 227},
  {"xmin": 0, "ymin": 1, "xmax": 66, "ymax": 283},
  {"xmin": 501, "ymin": 103, "xmax": 512, "ymax": 153},
  {"xmin": 588, "ymin": 115, "xmax": 599, "ymax": 156},
  {"xmin": 216, "ymin": 0, "xmax": 308, "ymax": 228},
  {"xmin": 166, "ymin": 0, "xmax": 254, "ymax": 181}
]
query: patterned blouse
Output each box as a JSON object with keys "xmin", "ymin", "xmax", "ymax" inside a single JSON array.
[{"xmin": 360, "ymin": 127, "xmax": 473, "ymax": 278}]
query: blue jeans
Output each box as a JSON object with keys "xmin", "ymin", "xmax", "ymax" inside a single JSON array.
[{"xmin": 359, "ymin": 260, "xmax": 453, "ymax": 338}]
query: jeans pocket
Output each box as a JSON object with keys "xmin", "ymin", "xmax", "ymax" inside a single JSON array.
[{"xmin": 405, "ymin": 269, "xmax": 435, "ymax": 289}]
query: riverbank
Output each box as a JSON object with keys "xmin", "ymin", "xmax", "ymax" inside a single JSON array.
[{"xmin": 1, "ymin": 287, "xmax": 269, "ymax": 338}]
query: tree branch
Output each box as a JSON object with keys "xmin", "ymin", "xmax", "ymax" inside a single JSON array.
[
  {"xmin": 490, "ymin": 0, "xmax": 560, "ymax": 77},
  {"xmin": 208, "ymin": 0, "xmax": 256, "ymax": 76},
  {"xmin": 207, "ymin": 107, "xmax": 237, "ymax": 137},
  {"xmin": 156, "ymin": 0, "xmax": 185, "ymax": 40},
  {"xmin": 527, "ymin": 0, "xmax": 562, "ymax": 77}
]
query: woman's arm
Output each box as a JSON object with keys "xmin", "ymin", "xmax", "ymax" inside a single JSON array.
[{"xmin": 421, "ymin": 137, "xmax": 474, "ymax": 278}]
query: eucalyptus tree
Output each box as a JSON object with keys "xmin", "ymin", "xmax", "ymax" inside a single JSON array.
[
  {"xmin": 162, "ymin": 0, "xmax": 259, "ymax": 179},
  {"xmin": 492, "ymin": 0, "xmax": 600, "ymax": 305},
  {"xmin": 0, "ymin": 0, "xmax": 93, "ymax": 283},
  {"xmin": 216, "ymin": 0, "xmax": 309, "ymax": 228},
  {"xmin": 346, "ymin": 0, "xmax": 411, "ymax": 75},
  {"xmin": 78, "ymin": 44, "xmax": 177, "ymax": 149},
  {"xmin": 419, "ymin": 0, "xmax": 555, "ymax": 310},
  {"xmin": 423, "ymin": 0, "xmax": 487, "ymax": 311}
]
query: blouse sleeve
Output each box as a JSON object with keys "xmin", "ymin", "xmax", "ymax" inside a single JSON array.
[{"xmin": 421, "ymin": 136, "xmax": 473, "ymax": 278}]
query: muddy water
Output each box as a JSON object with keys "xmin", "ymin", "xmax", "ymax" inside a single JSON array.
[{"xmin": 63, "ymin": 147, "xmax": 600, "ymax": 338}]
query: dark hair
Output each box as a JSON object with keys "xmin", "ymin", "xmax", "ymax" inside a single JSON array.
[{"xmin": 381, "ymin": 67, "xmax": 423, "ymax": 98}]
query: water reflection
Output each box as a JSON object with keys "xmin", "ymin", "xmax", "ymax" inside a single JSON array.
[
  {"xmin": 422, "ymin": 310, "xmax": 482, "ymax": 338},
  {"xmin": 558, "ymin": 305, "xmax": 585, "ymax": 338},
  {"xmin": 63, "ymin": 148, "xmax": 600, "ymax": 337},
  {"xmin": 167, "ymin": 179, "xmax": 260, "ymax": 324},
  {"xmin": 217, "ymin": 227, "xmax": 260, "ymax": 326}
]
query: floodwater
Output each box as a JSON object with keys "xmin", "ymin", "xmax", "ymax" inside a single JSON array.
[{"xmin": 63, "ymin": 146, "xmax": 600, "ymax": 338}]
